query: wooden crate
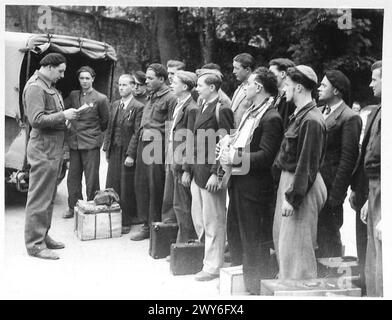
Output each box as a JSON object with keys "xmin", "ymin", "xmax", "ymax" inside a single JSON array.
[{"xmin": 219, "ymin": 265, "xmax": 249, "ymax": 296}]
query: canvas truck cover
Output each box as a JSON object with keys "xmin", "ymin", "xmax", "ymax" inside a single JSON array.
[{"xmin": 4, "ymin": 31, "xmax": 117, "ymax": 119}]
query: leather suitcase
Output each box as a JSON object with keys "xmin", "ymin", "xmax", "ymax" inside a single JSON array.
[
  {"xmin": 260, "ymin": 277, "xmax": 361, "ymax": 297},
  {"xmin": 149, "ymin": 222, "xmax": 179, "ymax": 259},
  {"xmin": 170, "ymin": 240, "xmax": 204, "ymax": 275}
]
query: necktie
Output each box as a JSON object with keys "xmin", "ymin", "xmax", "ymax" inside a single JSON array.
[{"xmin": 325, "ymin": 105, "xmax": 331, "ymax": 116}]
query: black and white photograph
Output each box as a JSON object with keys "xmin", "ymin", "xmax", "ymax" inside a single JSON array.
[{"xmin": 1, "ymin": 0, "xmax": 391, "ymax": 302}]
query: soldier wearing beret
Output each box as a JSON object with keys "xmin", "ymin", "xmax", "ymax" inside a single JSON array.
[
  {"xmin": 317, "ymin": 70, "xmax": 362, "ymax": 258},
  {"xmin": 23, "ymin": 53, "xmax": 79, "ymax": 260}
]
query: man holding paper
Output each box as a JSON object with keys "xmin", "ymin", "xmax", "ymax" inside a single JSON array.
[{"xmin": 64, "ymin": 66, "xmax": 109, "ymax": 218}]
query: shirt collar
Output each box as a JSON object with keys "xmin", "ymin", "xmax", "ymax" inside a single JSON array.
[
  {"xmin": 121, "ymin": 94, "xmax": 133, "ymax": 107},
  {"xmin": 291, "ymin": 101, "xmax": 317, "ymax": 122},
  {"xmin": 36, "ymin": 71, "xmax": 53, "ymax": 88},
  {"xmin": 326, "ymin": 99, "xmax": 343, "ymax": 114},
  {"xmin": 151, "ymin": 85, "xmax": 171, "ymax": 98},
  {"xmin": 177, "ymin": 94, "xmax": 191, "ymax": 107}
]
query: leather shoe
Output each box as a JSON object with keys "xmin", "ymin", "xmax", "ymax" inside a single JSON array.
[
  {"xmin": 130, "ymin": 228, "xmax": 149, "ymax": 241},
  {"xmin": 194, "ymin": 271, "xmax": 218, "ymax": 281},
  {"xmin": 29, "ymin": 249, "xmax": 59, "ymax": 260},
  {"xmin": 45, "ymin": 236, "xmax": 65, "ymax": 250},
  {"xmin": 122, "ymin": 226, "xmax": 132, "ymax": 234},
  {"xmin": 63, "ymin": 208, "xmax": 74, "ymax": 219}
]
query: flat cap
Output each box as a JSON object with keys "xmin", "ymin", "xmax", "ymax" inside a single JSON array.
[{"xmin": 296, "ymin": 65, "xmax": 318, "ymax": 85}]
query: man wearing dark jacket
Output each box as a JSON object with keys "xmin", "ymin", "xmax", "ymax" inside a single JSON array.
[
  {"xmin": 351, "ymin": 61, "xmax": 382, "ymax": 297},
  {"xmin": 103, "ymin": 74, "xmax": 144, "ymax": 234},
  {"xmin": 191, "ymin": 69, "xmax": 234, "ymax": 281},
  {"xmin": 317, "ymin": 70, "xmax": 362, "ymax": 258},
  {"xmin": 131, "ymin": 64, "xmax": 177, "ymax": 241},
  {"xmin": 64, "ymin": 66, "xmax": 109, "ymax": 218}
]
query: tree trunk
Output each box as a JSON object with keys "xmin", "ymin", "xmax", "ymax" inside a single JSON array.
[
  {"xmin": 156, "ymin": 7, "xmax": 180, "ymax": 65},
  {"xmin": 199, "ymin": 8, "xmax": 216, "ymax": 64}
]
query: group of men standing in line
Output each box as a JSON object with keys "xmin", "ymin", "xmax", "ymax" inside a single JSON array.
[{"xmin": 22, "ymin": 51, "xmax": 382, "ymax": 297}]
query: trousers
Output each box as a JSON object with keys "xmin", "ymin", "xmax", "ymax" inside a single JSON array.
[
  {"xmin": 273, "ymin": 171, "xmax": 327, "ymax": 280},
  {"xmin": 67, "ymin": 148, "xmax": 101, "ymax": 210},
  {"xmin": 134, "ymin": 140, "xmax": 165, "ymax": 225},
  {"xmin": 25, "ymin": 130, "xmax": 64, "ymax": 254},
  {"xmin": 365, "ymin": 177, "xmax": 382, "ymax": 297},
  {"xmin": 191, "ymin": 179, "xmax": 226, "ymax": 275}
]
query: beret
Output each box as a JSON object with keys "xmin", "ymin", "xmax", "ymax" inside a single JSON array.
[{"xmin": 325, "ymin": 70, "xmax": 351, "ymax": 96}]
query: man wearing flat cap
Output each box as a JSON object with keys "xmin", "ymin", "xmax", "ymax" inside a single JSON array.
[
  {"xmin": 162, "ymin": 71, "xmax": 198, "ymax": 245},
  {"xmin": 64, "ymin": 66, "xmax": 110, "ymax": 219},
  {"xmin": 317, "ymin": 70, "xmax": 362, "ymax": 258},
  {"xmin": 273, "ymin": 65, "xmax": 327, "ymax": 279}
]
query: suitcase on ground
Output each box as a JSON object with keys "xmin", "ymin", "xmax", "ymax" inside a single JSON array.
[
  {"xmin": 170, "ymin": 240, "xmax": 204, "ymax": 275},
  {"xmin": 74, "ymin": 200, "xmax": 122, "ymax": 241},
  {"xmin": 260, "ymin": 277, "xmax": 361, "ymax": 297},
  {"xmin": 219, "ymin": 265, "xmax": 249, "ymax": 296},
  {"xmin": 149, "ymin": 222, "xmax": 179, "ymax": 259}
]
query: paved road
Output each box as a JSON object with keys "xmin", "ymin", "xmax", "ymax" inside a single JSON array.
[{"xmin": 2, "ymin": 150, "xmax": 358, "ymax": 299}]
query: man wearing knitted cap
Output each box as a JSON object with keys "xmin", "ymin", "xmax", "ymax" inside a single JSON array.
[
  {"xmin": 131, "ymin": 63, "xmax": 177, "ymax": 241},
  {"xmin": 273, "ymin": 65, "xmax": 327, "ymax": 279},
  {"xmin": 162, "ymin": 71, "xmax": 198, "ymax": 246},
  {"xmin": 63, "ymin": 66, "xmax": 110, "ymax": 219},
  {"xmin": 317, "ymin": 70, "xmax": 362, "ymax": 259},
  {"xmin": 24, "ymin": 53, "xmax": 79, "ymax": 259},
  {"xmin": 351, "ymin": 60, "xmax": 382, "ymax": 296}
]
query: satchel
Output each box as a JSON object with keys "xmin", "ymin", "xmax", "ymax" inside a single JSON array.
[{"xmin": 93, "ymin": 188, "xmax": 120, "ymax": 206}]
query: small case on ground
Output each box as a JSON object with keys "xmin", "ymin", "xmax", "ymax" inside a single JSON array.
[
  {"xmin": 219, "ymin": 265, "xmax": 249, "ymax": 296},
  {"xmin": 260, "ymin": 277, "xmax": 361, "ymax": 297},
  {"xmin": 149, "ymin": 222, "xmax": 179, "ymax": 259},
  {"xmin": 170, "ymin": 240, "xmax": 204, "ymax": 275},
  {"xmin": 74, "ymin": 200, "xmax": 122, "ymax": 241}
]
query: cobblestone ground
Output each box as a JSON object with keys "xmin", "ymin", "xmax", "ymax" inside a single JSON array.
[{"xmin": 1, "ymin": 151, "xmax": 357, "ymax": 299}]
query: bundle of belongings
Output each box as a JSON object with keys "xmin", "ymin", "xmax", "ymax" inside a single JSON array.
[{"xmin": 74, "ymin": 188, "xmax": 122, "ymax": 241}]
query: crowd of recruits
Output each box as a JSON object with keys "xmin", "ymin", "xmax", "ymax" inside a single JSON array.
[{"xmin": 22, "ymin": 52, "xmax": 382, "ymax": 296}]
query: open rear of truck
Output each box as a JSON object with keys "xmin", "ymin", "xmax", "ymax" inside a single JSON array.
[{"xmin": 5, "ymin": 32, "xmax": 117, "ymax": 196}]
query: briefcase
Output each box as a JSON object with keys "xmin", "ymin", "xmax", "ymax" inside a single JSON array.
[
  {"xmin": 74, "ymin": 200, "xmax": 122, "ymax": 241},
  {"xmin": 149, "ymin": 222, "xmax": 179, "ymax": 259},
  {"xmin": 260, "ymin": 277, "xmax": 361, "ymax": 297},
  {"xmin": 170, "ymin": 240, "xmax": 204, "ymax": 275}
]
